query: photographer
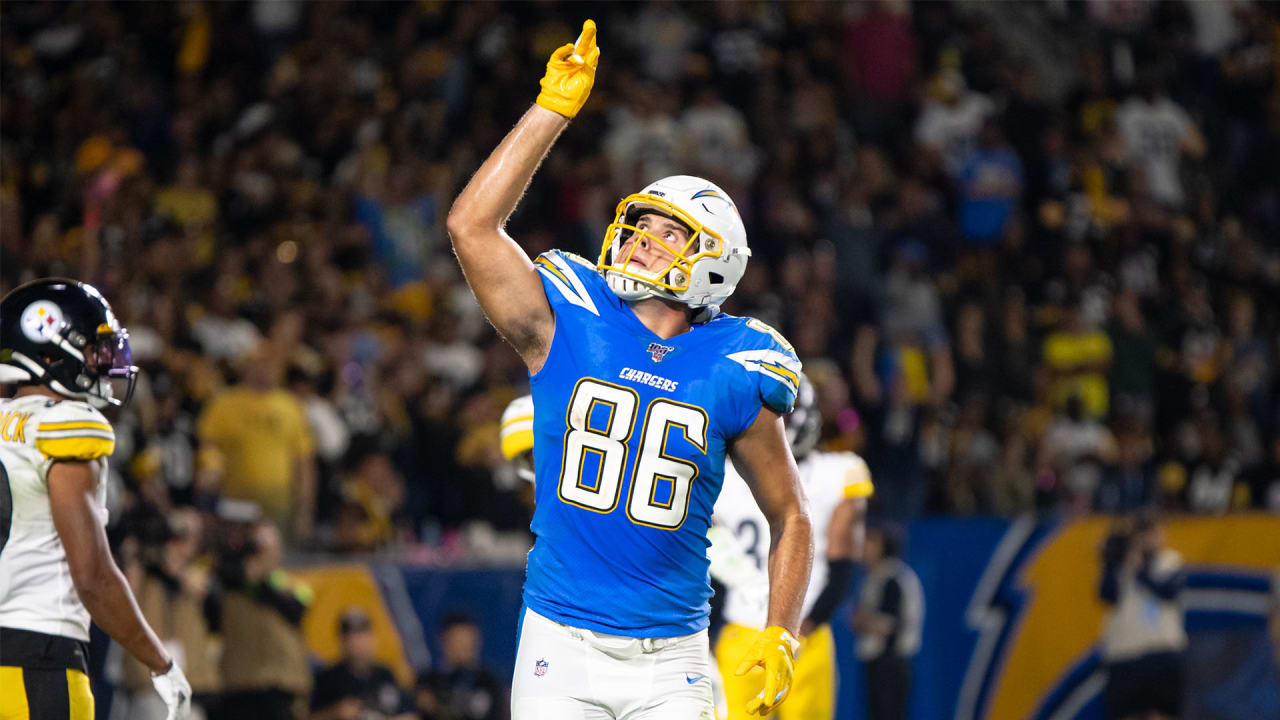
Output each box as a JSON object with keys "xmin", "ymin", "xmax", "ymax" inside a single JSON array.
[
  {"xmin": 120, "ymin": 509, "xmax": 221, "ymax": 720},
  {"xmin": 216, "ymin": 521, "xmax": 313, "ymax": 720},
  {"xmin": 1098, "ymin": 512, "xmax": 1187, "ymax": 720}
]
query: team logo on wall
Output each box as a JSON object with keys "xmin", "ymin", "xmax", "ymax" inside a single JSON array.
[
  {"xmin": 955, "ymin": 517, "xmax": 1280, "ymax": 720},
  {"xmin": 647, "ymin": 342, "xmax": 673, "ymax": 362},
  {"xmin": 20, "ymin": 301, "xmax": 65, "ymax": 344}
]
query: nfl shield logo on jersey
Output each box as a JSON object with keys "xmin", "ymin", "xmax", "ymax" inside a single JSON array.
[
  {"xmin": 647, "ymin": 342, "xmax": 673, "ymax": 362},
  {"xmin": 534, "ymin": 658, "xmax": 549, "ymax": 677}
]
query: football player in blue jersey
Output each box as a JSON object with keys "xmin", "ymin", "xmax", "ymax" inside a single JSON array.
[{"xmin": 447, "ymin": 20, "xmax": 813, "ymax": 720}]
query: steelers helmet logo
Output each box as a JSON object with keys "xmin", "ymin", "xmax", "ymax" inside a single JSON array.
[{"xmin": 20, "ymin": 300, "xmax": 66, "ymax": 344}]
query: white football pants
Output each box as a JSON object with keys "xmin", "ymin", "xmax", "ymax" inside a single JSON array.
[{"xmin": 511, "ymin": 606, "xmax": 715, "ymax": 720}]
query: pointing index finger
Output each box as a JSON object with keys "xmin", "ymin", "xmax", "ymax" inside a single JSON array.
[{"xmin": 573, "ymin": 19, "xmax": 597, "ymax": 59}]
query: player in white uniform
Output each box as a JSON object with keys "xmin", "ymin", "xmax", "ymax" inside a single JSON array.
[
  {"xmin": 0, "ymin": 279, "xmax": 190, "ymax": 720},
  {"xmin": 712, "ymin": 375, "xmax": 872, "ymax": 720},
  {"xmin": 499, "ymin": 394, "xmax": 537, "ymax": 515}
]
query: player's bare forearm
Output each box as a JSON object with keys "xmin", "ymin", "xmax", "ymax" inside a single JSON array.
[
  {"xmin": 449, "ymin": 105, "xmax": 568, "ymax": 234},
  {"xmin": 765, "ymin": 506, "xmax": 813, "ymax": 635},
  {"xmin": 49, "ymin": 461, "xmax": 171, "ymax": 673},
  {"xmin": 78, "ymin": 560, "xmax": 172, "ymax": 673},
  {"xmin": 730, "ymin": 407, "xmax": 815, "ymax": 636},
  {"xmin": 446, "ymin": 106, "xmax": 564, "ymax": 367}
]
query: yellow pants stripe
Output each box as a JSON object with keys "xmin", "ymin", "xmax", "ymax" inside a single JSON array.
[
  {"xmin": 66, "ymin": 670, "xmax": 93, "ymax": 720},
  {"xmin": 0, "ymin": 666, "xmax": 30, "ymax": 720},
  {"xmin": 715, "ymin": 623, "xmax": 837, "ymax": 720},
  {"xmin": 0, "ymin": 666, "xmax": 94, "ymax": 720}
]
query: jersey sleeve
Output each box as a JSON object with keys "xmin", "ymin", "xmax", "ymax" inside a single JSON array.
[
  {"xmin": 34, "ymin": 402, "xmax": 115, "ymax": 461},
  {"xmin": 840, "ymin": 453, "xmax": 875, "ymax": 499},
  {"xmin": 726, "ymin": 317, "xmax": 803, "ymax": 418},
  {"xmin": 534, "ymin": 250, "xmax": 610, "ymax": 318}
]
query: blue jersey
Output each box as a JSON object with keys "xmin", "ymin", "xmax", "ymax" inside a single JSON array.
[{"xmin": 524, "ymin": 250, "xmax": 801, "ymax": 637}]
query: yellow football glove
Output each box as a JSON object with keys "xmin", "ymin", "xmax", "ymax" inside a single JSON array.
[
  {"xmin": 535, "ymin": 19, "xmax": 599, "ymax": 119},
  {"xmin": 734, "ymin": 626, "xmax": 801, "ymax": 716}
]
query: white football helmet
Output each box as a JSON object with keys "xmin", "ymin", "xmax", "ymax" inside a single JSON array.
[
  {"xmin": 598, "ymin": 175, "xmax": 750, "ymax": 311},
  {"xmin": 499, "ymin": 394, "xmax": 535, "ymax": 483}
]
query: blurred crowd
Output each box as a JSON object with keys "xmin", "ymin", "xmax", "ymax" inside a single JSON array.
[
  {"xmin": 4, "ymin": 1, "xmax": 1280, "ymax": 717},
  {"xmin": 4, "ymin": 0, "xmax": 1280, "ymax": 550}
]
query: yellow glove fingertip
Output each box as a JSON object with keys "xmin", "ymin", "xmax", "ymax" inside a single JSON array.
[{"xmin": 576, "ymin": 19, "xmax": 597, "ymax": 51}]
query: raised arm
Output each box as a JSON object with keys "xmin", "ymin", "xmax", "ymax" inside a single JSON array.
[
  {"xmin": 728, "ymin": 406, "xmax": 813, "ymax": 716},
  {"xmin": 446, "ymin": 20, "xmax": 599, "ymax": 373}
]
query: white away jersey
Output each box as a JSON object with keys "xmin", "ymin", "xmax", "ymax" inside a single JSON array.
[
  {"xmin": 0, "ymin": 395, "xmax": 113, "ymax": 641},
  {"xmin": 711, "ymin": 451, "xmax": 872, "ymax": 629}
]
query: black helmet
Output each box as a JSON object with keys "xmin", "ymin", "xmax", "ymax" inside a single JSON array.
[
  {"xmin": 785, "ymin": 373, "xmax": 820, "ymax": 461},
  {"xmin": 0, "ymin": 278, "xmax": 138, "ymax": 407}
]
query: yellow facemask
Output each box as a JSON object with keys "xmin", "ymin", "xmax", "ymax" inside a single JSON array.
[{"xmin": 598, "ymin": 193, "xmax": 727, "ymax": 295}]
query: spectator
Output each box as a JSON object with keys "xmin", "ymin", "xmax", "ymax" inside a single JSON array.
[
  {"xmin": 416, "ymin": 613, "xmax": 506, "ymax": 720},
  {"xmin": 1037, "ymin": 395, "xmax": 1118, "ymax": 512},
  {"xmin": 957, "ymin": 118, "xmax": 1024, "ymax": 247},
  {"xmin": 915, "ymin": 69, "xmax": 995, "ymax": 177},
  {"xmin": 1107, "ymin": 292, "xmax": 1157, "ymax": 427},
  {"xmin": 1099, "ymin": 512, "xmax": 1188, "ymax": 720},
  {"xmin": 1116, "ymin": 69, "xmax": 1207, "ymax": 208},
  {"xmin": 1043, "ymin": 300, "xmax": 1114, "ymax": 420},
  {"xmin": 1181, "ymin": 413, "xmax": 1247, "ymax": 514},
  {"xmin": 1096, "ymin": 423, "xmax": 1156, "ymax": 514},
  {"xmin": 310, "ymin": 608, "xmax": 415, "ymax": 720},
  {"xmin": 853, "ymin": 523, "xmax": 923, "ymax": 720},
  {"xmin": 1248, "ymin": 435, "xmax": 1280, "ymax": 512},
  {"xmin": 852, "ymin": 240, "xmax": 953, "ymax": 520},
  {"xmin": 679, "ymin": 86, "xmax": 759, "ymax": 188},
  {"xmin": 217, "ymin": 522, "xmax": 313, "ymax": 720},
  {"xmin": 629, "ymin": 2, "xmax": 696, "ymax": 84},
  {"xmin": 602, "ymin": 80, "xmax": 681, "ymax": 193},
  {"xmin": 199, "ymin": 349, "xmax": 317, "ymax": 542},
  {"xmin": 842, "ymin": 0, "xmax": 918, "ymax": 141},
  {"xmin": 332, "ymin": 447, "xmax": 410, "ymax": 553}
]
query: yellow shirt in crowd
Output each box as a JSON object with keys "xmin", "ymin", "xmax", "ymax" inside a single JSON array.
[
  {"xmin": 198, "ymin": 387, "xmax": 313, "ymax": 522},
  {"xmin": 1043, "ymin": 330, "xmax": 1113, "ymax": 418}
]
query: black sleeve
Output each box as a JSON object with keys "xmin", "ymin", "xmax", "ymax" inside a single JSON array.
[
  {"xmin": 1137, "ymin": 558, "xmax": 1185, "ymax": 601},
  {"xmin": 804, "ymin": 559, "xmax": 854, "ymax": 627},
  {"xmin": 1099, "ymin": 559, "xmax": 1121, "ymax": 605},
  {"xmin": 309, "ymin": 667, "xmax": 347, "ymax": 711},
  {"xmin": 879, "ymin": 576, "xmax": 902, "ymax": 619},
  {"xmin": 253, "ymin": 581, "xmax": 308, "ymax": 625},
  {"xmin": 203, "ymin": 587, "xmax": 222, "ymax": 633}
]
